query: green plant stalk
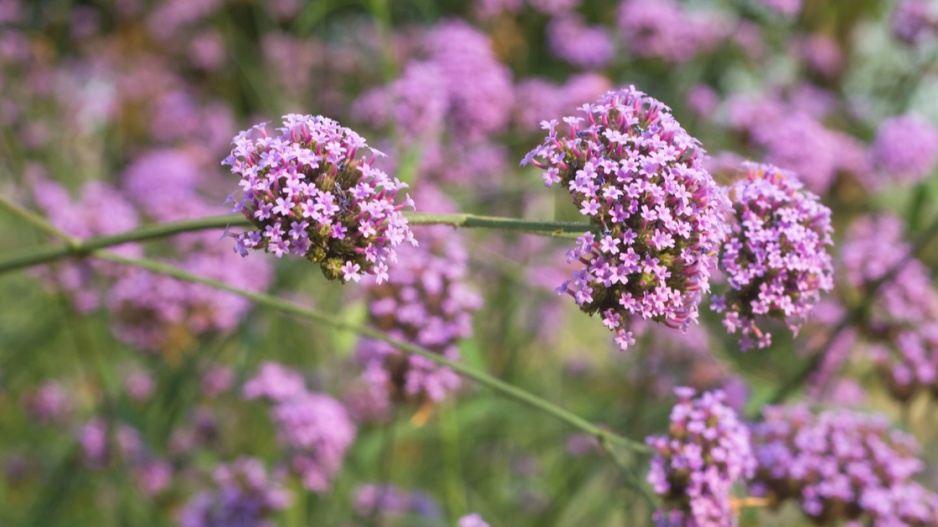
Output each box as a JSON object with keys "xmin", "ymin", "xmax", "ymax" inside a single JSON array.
[
  {"xmin": 439, "ymin": 400, "xmax": 468, "ymax": 519},
  {"xmin": 0, "ymin": 212, "xmax": 593, "ymax": 275},
  {"xmin": 91, "ymin": 250, "xmax": 650, "ymax": 455},
  {"xmin": 599, "ymin": 436, "xmax": 659, "ymax": 509},
  {"xmin": 0, "ymin": 194, "xmax": 76, "ymax": 244}
]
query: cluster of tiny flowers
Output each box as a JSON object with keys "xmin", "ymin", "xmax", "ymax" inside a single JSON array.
[
  {"xmin": 871, "ymin": 115, "xmax": 938, "ymax": 185},
  {"xmin": 458, "ymin": 513, "xmax": 492, "ymax": 527},
  {"xmin": 355, "ymin": 187, "xmax": 482, "ymax": 411},
  {"xmin": 31, "ymin": 177, "xmax": 141, "ymax": 313},
  {"xmin": 892, "ymin": 0, "xmax": 938, "ymax": 45},
  {"xmin": 750, "ymin": 406, "xmax": 938, "ymax": 526},
  {"xmin": 547, "ymin": 15, "xmax": 614, "ymax": 69},
  {"xmin": 106, "ymin": 248, "xmax": 271, "ymax": 353},
  {"xmin": 617, "ymin": 0, "xmax": 728, "ymax": 63},
  {"xmin": 223, "ymin": 114, "xmax": 416, "ymax": 283},
  {"xmin": 725, "ymin": 93, "xmax": 869, "ymax": 195},
  {"xmin": 759, "ymin": 0, "xmax": 801, "ymax": 15},
  {"xmin": 425, "ymin": 21, "xmax": 514, "ymax": 141},
  {"xmin": 645, "ymin": 388, "xmax": 755, "ymax": 527},
  {"xmin": 522, "ymin": 86, "xmax": 729, "ymax": 351},
  {"xmin": 22, "ymin": 381, "xmax": 72, "ymax": 424},
  {"xmin": 712, "ymin": 163, "xmax": 834, "ymax": 351},
  {"xmin": 353, "ymin": 484, "xmax": 441, "ymax": 519},
  {"xmin": 841, "ymin": 215, "xmax": 938, "ymax": 401},
  {"xmin": 179, "ymin": 458, "xmax": 290, "ymax": 527},
  {"xmin": 243, "ymin": 362, "xmax": 356, "ymax": 492}
]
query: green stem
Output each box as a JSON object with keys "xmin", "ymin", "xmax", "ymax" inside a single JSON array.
[
  {"xmin": 598, "ymin": 435, "xmax": 659, "ymax": 509},
  {"xmin": 91, "ymin": 250, "xmax": 650, "ymax": 455},
  {"xmin": 0, "ymin": 212, "xmax": 592, "ymax": 275},
  {"xmin": 0, "ymin": 194, "xmax": 76, "ymax": 244}
]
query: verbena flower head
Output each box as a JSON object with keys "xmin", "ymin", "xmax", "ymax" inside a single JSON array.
[
  {"xmin": 522, "ymin": 86, "xmax": 730, "ymax": 351},
  {"xmin": 223, "ymin": 114, "xmax": 416, "ymax": 283},
  {"xmin": 751, "ymin": 406, "xmax": 938, "ymax": 526},
  {"xmin": 646, "ymin": 388, "xmax": 755, "ymax": 527},
  {"xmin": 179, "ymin": 457, "xmax": 290, "ymax": 527},
  {"xmin": 243, "ymin": 363, "xmax": 356, "ymax": 492},
  {"xmin": 355, "ymin": 186, "xmax": 482, "ymax": 411},
  {"xmin": 353, "ymin": 484, "xmax": 441, "ymax": 519},
  {"xmin": 892, "ymin": 0, "xmax": 938, "ymax": 45},
  {"xmin": 458, "ymin": 513, "xmax": 491, "ymax": 527},
  {"xmin": 871, "ymin": 115, "xmax": 938, "ymax": 184},
  {"xmin": 842, "ymin": 215, "xmax": 938, "ymax": 402},
  {"xmin": 712, "ymin": 163, "xmax": 834, "ymax": 351}
]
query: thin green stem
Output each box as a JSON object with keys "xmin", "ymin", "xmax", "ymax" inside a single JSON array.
[
  {"xmin": 599, "ymin": 433, "xmax": 659, "ymax": 509},
  {"xmin": 91, "ymin": 250, "xmax": 650, "ymax": 454},
  {"xmin": 0, "ymin": 212, "xmax": 592, "ymax": 275},
  {"xmin": 0, "ymin": 194, "xmax": 76, "ymax": 245}
]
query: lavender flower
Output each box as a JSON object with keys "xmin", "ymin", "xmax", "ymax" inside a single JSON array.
[
  {"xmin": 106, "ymin": 245, "xmax": 271, "ymax": 353},
  {"xmin": 355, "ymin": 186, "xmax": 482, "ymax": 409},
  {"xmin": 23, "ymin": 381, "xmax": 72, "ymax": 424},
  {"xmin": 31, "ymin": 177, "xmax": 141, "ymax": 313},
  {"xmin": 751, "ymin": 406, "xmax": 938, "ymax": 526},
  {"xmin": 223, "ymin": 114, "xmax": 416, "ymax": 283},
  {"xmin": 425, "ymin": 21, "xmax": 514, "ymax": 141},
  {"xmin": 871, "ymin": 115, "xmax": 938, "ymax": 184},
  {"xmin": 547, "ymin": 15, "xmax": 614, "ymax": 69},
  {"xmin": 458, "ymin": 513, "xmax": 492, "ymax": 527},
  {"xmin": 522, "ymin": 86, "xmax": 729, "ymax": 351},
  {"xmin": 353, "ymin": 483, "xmax": 441, "ymax": 519},
  {"xmin": 617, "ymin": 0, "xmax": 729, "ymax": 63},
  {"xmin": 759, "ymin": 0, "xmax": 801, "ymax": 15},
  {"xmin": 244, "ymin": 363, "xmax": 356, "ymax": 492},
  {"xmin": 179, "ymin": 457, "xmax": 290, "ymax": 527},
  {"xmin": 646, "ymin": 388, "xmax": 755, "ymax": 527},
  {"xmin": 712, "ymin": 163, "xmax": 834, "ymax": 351},
  {"xmin": 841, "ymin": 215, "xmax": 938, "ymax": 401},
  {"xmin": 892, "ymin": 0, "xmax": 938, "ymax": 44}
]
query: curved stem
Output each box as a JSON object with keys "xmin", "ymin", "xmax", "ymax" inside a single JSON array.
[
  {"xmin": 0, "ymin": 211, "xmax": 592, "ymax": 275},
  {"xmin": 92, "ymin": 250, "xmax": 651, "ymax": 455}
]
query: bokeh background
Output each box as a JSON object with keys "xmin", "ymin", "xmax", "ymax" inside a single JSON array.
[{"xmin": 1, "ymin": 0, "xmax": 937, "ymax": 525}]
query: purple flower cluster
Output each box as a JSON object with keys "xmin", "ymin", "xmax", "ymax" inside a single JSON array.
[
  {"xmin": 759, "ymin": 0, "xmax": 801, "ymax": 15},
  {"xmin": 224, "ymin": 114, "xmax": 416, "ymax": 283},
  {"xmin": 726, "ymin": 92, "xmax": 869, "ymax": 194},
  {"xmin": 892, "ymin": 0, "xmax": 938, "ymax": 45},
  {"xmin": 22, "ymin": 381, "xmax": 72, "ymax": 424},
  {"xmin": 547, "ymin": 15, "xmax": 614, "ymax": 69},
  {"xmin": 106, "ymin": 247, "xmax": 272, "ymax": 353},
  {"xmin": 243, "ymin": 362, "xmax": 356, "ymax": 492},
  {"xmin": 841, "ymin": 215, "xmax": 938, "ymax": 401},
  {"xmin": 352, "ymin": 61, "xmax": 447, "ymax": 142},
  {"xmin": 352, "ymin": 483, "xmax": 441, "ymax": 519},
  {"xmin": 179, "ymin": 457, "xmax": 290, "ymax": 527},
  {"xmin": 425, "ymin": 21, "xmax": 514, "ymax": 141},
  {"xmin": 522, "ymin": 86, "xmax": 729, "ymax": 351},
  {"xmin": 617, "ymin": 0, "xmax": 729, "ymax": 63},
  {"xmin": 751, "ymin": 406, "xmax": 938, "ymax": 526},
  {"xmin": 513, "ymin": 74, "xmax": 611, "ymax": 132},
  {"xmin": 646, "ymin": 388, "xmax": 755, "ymax": 527},
  {"xmin": 458, "ymin": 513, "xmax": 492, "ymax": 527},
  {"xmin": 871, "ymin": 115, "xmax": 938, "ymax": 185},
  {"xmin": 31, "ymin": 177, "xmax": 141, "ymax": 313},
  {"xmin": 712, "ymin": 163, "xmax": 834, "ymax": 351},
  {"xmin": 355, "ymin": 187, "xmax": 482, "ymax": 411}
]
